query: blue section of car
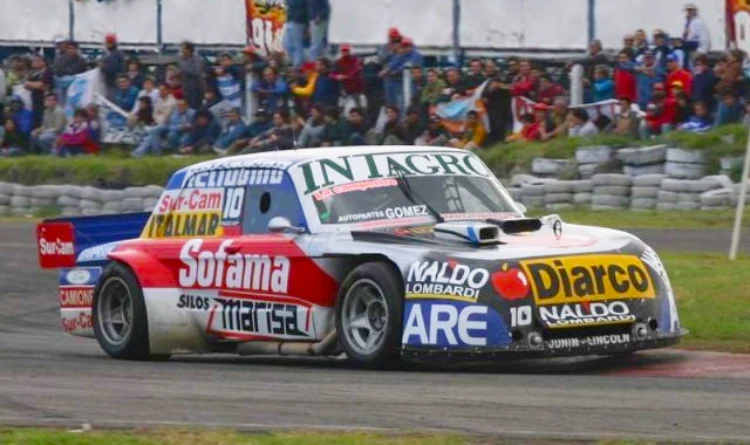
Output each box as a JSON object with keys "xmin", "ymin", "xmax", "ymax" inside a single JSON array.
[
  {"xmin": 466, "ymin": 226, "xmax": 478, "ymax": 244},
  {"xmin": 59, "ymin": 267, "xmax": 102, "ymax": 286},
  {"xmin": 43, "ymin": 212, "xmax": 150, "ymax": 259},
  {"xmin": 402, "ymin": 300, "xmax": 511, "ymax": 348}
]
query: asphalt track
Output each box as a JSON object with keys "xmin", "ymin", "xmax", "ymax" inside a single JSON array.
[{"xmin": 2, "ymin": 222, "xmax": 750, "ymax": 442}]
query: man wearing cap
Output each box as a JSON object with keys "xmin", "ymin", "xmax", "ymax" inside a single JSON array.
[
  {"xmin": 378, "ymin": 37, "xmax": 423, "ymax": 111},
  {"xmin": 100, "ymin": 33, "xmax": 125, "ymax": 94},
  {"xmin": 377, "ymin": 28, "xmax": 403, "ymax": 66},
  {"xmin": 666, "ymin": 54, "xmax": 692, "ymax": 97},
  {"xmin": 683, "ymin": 4, "xmax": 711, "ymax": 54},
  {"xmin": 334, "ymin": 45, "xmax": 365, "ymax": 108}
]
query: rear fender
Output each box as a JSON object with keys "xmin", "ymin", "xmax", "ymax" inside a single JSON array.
[{"xmin": 107, "ymin": 249, "xmax": 178, "ymax": 288}]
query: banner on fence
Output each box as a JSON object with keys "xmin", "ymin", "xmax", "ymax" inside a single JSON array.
[
  {"xmin": 95, "ymin": 93, "xmax": 147, "ymax": 145},
  {"xmin": 57, "ymin": 69, "xmax": 103, "ymax": 120},
  {"xmin": 246, "ymin": 0, "xmax": 286, "ymax": 55},
  {"xmin": 511, "ymin": 96, "xmax": 620, "ymax": 132},
  {"xmin": 431, "ymin": 81, "xmax": 490, "ymax": 134}
]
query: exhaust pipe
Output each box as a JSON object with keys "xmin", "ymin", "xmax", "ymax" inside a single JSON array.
[{"xmin": 236, "ymin": 329, "xmax": 338, "ymax": 357}]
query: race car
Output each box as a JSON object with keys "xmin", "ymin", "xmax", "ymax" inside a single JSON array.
[{"xmin": 37, "ymin": 146, "xmax": 684, "ymax": 367}]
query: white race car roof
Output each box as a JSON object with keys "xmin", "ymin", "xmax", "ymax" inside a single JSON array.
[{"xmin": 181, "ymin": 145, "xmax": 468, "ymax": 174}]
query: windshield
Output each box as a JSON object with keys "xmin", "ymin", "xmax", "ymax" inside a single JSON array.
[{"xmin": 312, "ymin": 175, "xmax": 518, "ymax": 226}]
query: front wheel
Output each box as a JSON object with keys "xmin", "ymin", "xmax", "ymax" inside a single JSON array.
[
  {"xmin": 93, "ymin": 262, "xmax": 161, "ymax": 360},
  {"xmin": 336, "ymin": 262, "xmax": 403, "ymax": 368}
]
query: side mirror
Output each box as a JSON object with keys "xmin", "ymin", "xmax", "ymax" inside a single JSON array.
[
  {"xmin": 515, "ymin": 202, "xmax": 527, "ymax": 214},
  {"xmin": 268, "ymin": 216, "xmax": 305, "ymax": 234}
]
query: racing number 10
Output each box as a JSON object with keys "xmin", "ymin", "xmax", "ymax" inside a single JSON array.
[
  {"xmin": 510, "ymin": 306, "xmax": 532, "ymax": 327},
  {"xmin": 223, "ymin": 187, "xmax": 244, "ymax": 220}
]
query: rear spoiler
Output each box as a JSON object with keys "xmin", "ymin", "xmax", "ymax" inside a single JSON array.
[{"xmin": 37, "ymin": 212, "xmax": 151, "ymax": 269}]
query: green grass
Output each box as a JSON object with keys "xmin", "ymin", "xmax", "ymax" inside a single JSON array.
[
  {"xmin": 529, "ymin": 208, "xmax": 750, "ymax": 229},
  {"xmin": 0, "ymin": 429, "xmax": 467, "ymax": 445},
  {"xmin": 661, "ymin": 252, "xmax": 750, "ymax": 352}
]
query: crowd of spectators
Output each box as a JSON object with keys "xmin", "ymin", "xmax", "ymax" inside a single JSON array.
[{"xmin": 0, "ymin": 2, "xmax": 747, "ymax": 158}]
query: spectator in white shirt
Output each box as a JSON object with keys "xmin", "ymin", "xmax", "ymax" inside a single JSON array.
[
  {"xmin": 567, "ymin": 108, "xmax": 599, "ymax": 138},
  {"xmin": 683, "ymin": 4, "xmax": 711, "ymax": 54}
]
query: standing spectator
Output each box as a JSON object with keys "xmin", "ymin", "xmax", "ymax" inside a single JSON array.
[
  {"xmin": 377, "ymin": 28, "xmax": 403, "ymax": 66},
  {"xmin": 179, "ymin": 109, "xmax": 221, "ymax": 154},
  {"xmin": 421, "ymin": 69, "xmax": 447, "ymax": 106},
  {"xmin": 30, "ymin": 93, "xmax": 65, "ymax": 153},
  {"xmin": 621, "ymin": 34, "xmax": 636, "ymax": 60},
  {"xmin": 484, "ymin": 59, "xmax": 500, "ymax": 79},
  {"xmin": 6, "ymin": 56, "xmax": 29, "ymax": 94},
  {"xmin": 536, "ymin": 75, "xmax": 565, "ymax": 105},
  {"xmin": 252, "ymin": 67, "xmax": 289, "ymax": 114},
  {"xmin": 346, "ymin": 107, "xmax": 369, "ymax": 145},
  {"xmin": 465, "ymin": 59, "xmax": 485, "ymax": 91},
  {"xmin": 651, "ymin": 30, "xmax": 671, "ymax": 70},
  {"xmin": 284, "ymin": 0, "xmax": 309, "ymax": 67},
  {"xmin": 683, "ymin": 4, "xmax": 711, "ymax": 55},
  {"xmin": 409, "ymin": 66, "xmax": 426, "ymax": 110},
  {"xmin": 8, "ymin": 97, "xmax": 33, "ymax": 137},
  {"xmin": 24, "ymin": 54, "xmax": 53, "ymax": 130},
  {"xmin": 679, "ymin": 100, "xmax": 712, "ymax": 132},
  {"xmin": 125, "ymin": 59, "xmax": 145, "ymax": 91},
  {"xmin": 483, "ymin": 75, "xmax": 513, "ymax": 143},
  {"xmin": 242, "ymin": 46, "xmax": 269, "ymax": 78},
  {"xmin": 55, "ymin": 109, "xmax": 92, "ymax": 157},
  {"xmin": 100, "ymin": 33, "xmax": 125, "ymax": 93},
  {"xmin": 179, "ymin": 41, "xmax": 205, "ymax": 110},
  {"xmin": 670, "ymin": 37, "xmax": 688, "ymax": 69},
  {"xmin": 613, "ymin": 96, "xmax": 640, "ymax": 137},
  {"xmin": 573, "ymin": 40, "xmax": 609, "ymax": 99},
  {"xmin": 131, "ymin": 97, "xmax": 195, "ymax": 157},
  {"xmin": 450, "ymin": 110, "xmax": 486, "ymax": 150},
  {"xmin": 379, "ymin": 38, "xmax": 416, "ymax": 110},
  {"xmin": 297, "ymin": 104, "xmax": 327, "ymax": 147},
  {"xmin": 53, "ymin": 41, "xmax": 88, "ymax": 77},
  {"xmin": 714, "ymin": 89, "xmax": 744, "ymax": 126},
  {"xmin": 0, "ymin": 118, "xmax": 26, "ymax": 156},
  {"xmin": 634, "ymin": 51, "xmax": 666, "ymax": 110},
  {"xmin": 716, "ymin": 50, "xmax": 745, "ymax": 98},
  {"xmin": 510, "ymin": 59, "xmax": 538, "ymax": 98},
  {"xmin": 308, "ymin": 0, "xmax": 331, "ymax": 60},
  {"xmin": 215, "ymin": 53, "xmax": 243, "ymax": 109},
  {"xmin": 634, "ymin": 29, "xmax": 649, "ymax": 60},
  {"xmin": 292, "ymin": 58, "xmax": 339, "ymax": 109},
  {"xmin": 152, "ymin": 84, "xmax": 177, "ymax": 126},
  {"xmin": 665, "ymin": 54, "xmax": 693, "ymax": 97},
  {"xmin": 568, "ymin": 108, "xmax": 599, "ymax": 137},
  {"xmin": 614, "ymin": 51, "xmax": 637, "ymax": 102},
  {"xmin": 415, "ymin": 115, "xmax": 449, "ymax": 146},
  {"xmin": 0, "ymin": 61, "xmax": 6, "ymax": 106},
  {"xmin": 691, "ymin": 55, "xmax": 718, "ymax": 111},
  {"xmin": 592, "ymin": 65, "xmax": 613, "ymax": 102},
  {"xmin": 113, "ymin": 75, "xmax": 139, "ymax": 112},
  {"xmin": 334, "ymin": 44, "xmax": 365, "ymax": 108}
]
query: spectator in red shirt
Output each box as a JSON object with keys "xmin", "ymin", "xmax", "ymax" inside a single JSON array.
[
  {"xmin": 536, "ymin": 75, "xmax": 565, "ymax": 105},
  {"xmin": 665, "ymin": 54, "xmax": 692, "ymax": 97},
  {"xmin": 506, "ymin": 114, "xmax": 540, "ymax": 142},
  {"xmin": 614, "ymin": 51, "xmax": 637, "ymax": 102},
  {"xmin": 334, "ymin": 44, "xmax": 365, "ymax": 106},
  {"xmin": 510, "ymin": 59, "xmax": 538, "ymax": 98},
  {"xmin": 641, "ymin": 86, "xmax": 676, "ymax": 138}
]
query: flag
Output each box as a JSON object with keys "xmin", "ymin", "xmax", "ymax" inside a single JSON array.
[{"xmin": 431, "ymin": 81, "xmax": 490, "ymax": 134}]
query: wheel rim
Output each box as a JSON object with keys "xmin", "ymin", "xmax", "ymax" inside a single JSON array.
[
  {"xmin": 96, "ymin": 277, "xmax": 134, "ymax": 347},
  {"xmin": 341, "ymin": 278, "xmax": 389, "ymax": 356}
]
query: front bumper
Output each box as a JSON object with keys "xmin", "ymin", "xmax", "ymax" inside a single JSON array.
[{"xmin": 401, "ymin": 330, "xmax": 686, "ymax": 364}]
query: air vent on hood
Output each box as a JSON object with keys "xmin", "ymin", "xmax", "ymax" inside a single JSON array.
[{"xmin": 433, "ymin": 222, "xmax": 500, "ymax": 245}]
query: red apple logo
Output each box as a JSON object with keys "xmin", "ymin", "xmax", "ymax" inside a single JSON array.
[{"xmin": 492, "ymin": 264, "xmax": 530, "ymax": 300}]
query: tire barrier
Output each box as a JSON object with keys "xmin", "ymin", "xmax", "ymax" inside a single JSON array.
[
  {"xmin": 0, "ymin": 182, "xmax": 164, "ymax": 217},
  {"xmin": 505, "ymin": 173, "xmax": 743, "ymax": 212}
]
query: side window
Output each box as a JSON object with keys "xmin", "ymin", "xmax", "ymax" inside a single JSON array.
[{"xmin": 242, "ymin": 170, "xmax": 307, "ymax": 234}]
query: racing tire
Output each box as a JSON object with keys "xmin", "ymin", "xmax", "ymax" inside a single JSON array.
[
  {"xmin": 93, "ymin": 262, "xmax": 161, "ymax": 361},
  {"xmin": 336, "ymin": 262, "xmax": 403, "ymax": 369}
]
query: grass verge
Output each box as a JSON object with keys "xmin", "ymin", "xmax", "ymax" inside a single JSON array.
[
  {"xmin": 661, "ymin": 252, "xmax": 750, "ymax": 353},
  {"xmin": 529, "ymin": 208, "xmax": 750, "ymax": 229},
  {"xmin": 0, "ymin": 429, "xmax": 468, "ymax": 445}
]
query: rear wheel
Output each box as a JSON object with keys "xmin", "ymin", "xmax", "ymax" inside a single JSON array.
[
  {"xmin": 93, "ymin": 262, "xmax": 162, "ymax": 360},
  {"xmin": 336, "ymin": 262, "xmax": 403, "ymax": 368}
]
